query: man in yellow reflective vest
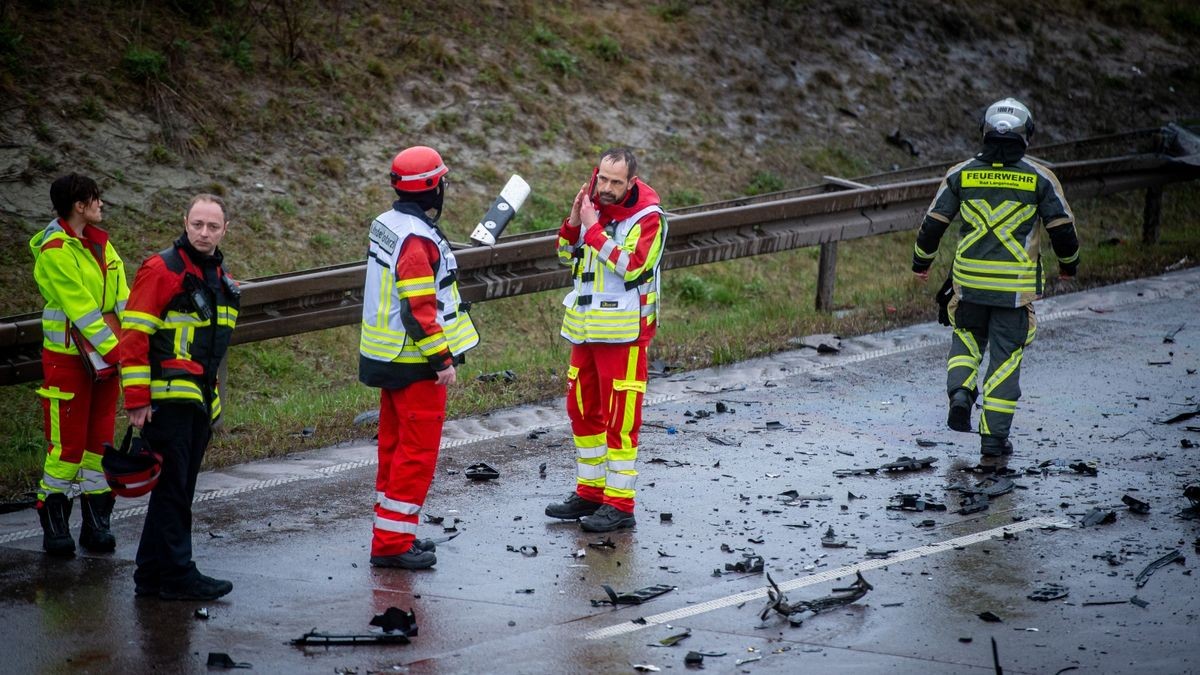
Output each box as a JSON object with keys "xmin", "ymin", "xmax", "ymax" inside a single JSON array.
[
  {"xmin": 912, "ymin": 98, "xmax": 1080, "ymax": 457},
  {"xmin": 360, "ymin": 146, "xmax": 479, "ymax": 570},
  {"xmin": 545, "ymin": 148, "xmax": 667, "ymax": 532},
  {"xmin": 29, "ymin": 174, "xmax": 128, "ymax": 556}
]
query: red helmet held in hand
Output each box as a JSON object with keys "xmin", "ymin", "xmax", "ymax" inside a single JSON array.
[{"xmin": 101, "ymin": 428, "xmax": 163, "ymax": 498}]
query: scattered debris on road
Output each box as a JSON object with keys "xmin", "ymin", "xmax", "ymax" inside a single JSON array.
[
  {"xmin": 759, "ymin": 571, "xmax": 873, "ymax": 626},
  {"xmin": 1134, "ymin": 549, "xmax": 1184, "ymax": 588},
  {"xmin": 592, "ymin": 584, "xmax": 676, "ymax": 607},
  {"xmin": 833, "ymin": 456, "xmax": 937, "ymax": 477},
  {"xmin": 1028, "ymin": 584, "xmax": 1069, "ymax": 601},
  {"xmin": 207, "ymin": 652, "xmax": 252, "ymax": 668}
]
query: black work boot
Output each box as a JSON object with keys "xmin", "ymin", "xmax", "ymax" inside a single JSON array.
[
  {"xmin": 980, "ymin": 435, "xmax": 1014, "ymax": 457},
  {"xmin": 79, "ymin": 492, "xmax": 117, "ymax": 553},
  {"xmin": 947, "ymin": 389, "xmax": 973, "ymax": 432},
  {"xmin": 545, "ymin": 493, "xmax": 602, "ymax": 520},
  {"xmin": 580, "ymin": 504, "xmax": 636, "ymax": 533},
  {"xmin": 370, "ymin": 546, "xmax": 437, "ymax": 570},
  {"xmin": 413, "ymin": 538, "xmax": 437, "ymax": 552},
  {"xmin": 159, "ymin": 572, "xmax": 233, "ymax": 601},
  {"xmin": 37, "ymin": 493, "xmax": 75, "ymax": 556}
]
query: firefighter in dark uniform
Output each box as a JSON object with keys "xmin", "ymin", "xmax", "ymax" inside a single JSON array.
[
  {"xmin": 121, "ymin": 194, "xmax": 239, "ymax": 600},
  {"xmin": 912, "ymin": 98, "xmax": 1080, "ymax": 457}
]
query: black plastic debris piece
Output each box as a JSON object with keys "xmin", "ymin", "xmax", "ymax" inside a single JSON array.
[
  {"xmin": 784, "ymin": 522, "xmax": 813, "ymax": 529},
  {"xmin": 506, "ymin": 544, "xmax": 539, "ymax": 557},
  {"xmin": 646, "ymin": 457, "xmax": 689, "ymax": 468},
  {"xmin": 725, "ymin": 553, "xmax": 764, "ymax": 573},
  {"xmin": 777, "ymin": 490, "xmax": 832, "ymax": 503},
  {"xmin": 660, "ymin": 512, "xmax": 673, "ymax": 522},
  {"xmin": 1130, "ymin": 595, "xmax": 1150, "ymax": 608},
  {"xmin": 515, "ymin": 588, "xmax": 535, "ymax": 594},
  {"xmin": 588, "ymin": 538, "xmax": 616, "ymax": 550},
  {"xmin": 1081, "ymin": 599, "xmax": 1128, "ymax": 606},
  {"xmin": 747, "ymin": 536, "xmax": 765, "ymax": 545},
  {"xmin": 592, "ymin": 584, "xmax": 676, "ymax": 607},
  {"xmin": 915, "ymin": 519, "xmax": 937, "ymax": 528},
  {"xmin": 423, "ymin": 514, "xmax": 444, "ymax": 525},
  {"xmin": 715, "ymin": 401, "xmax": 729, "ymax": 414},
  {"xmin": 1185, "ymin": 484, "xmax": 1200, "ymax": 508},
  {"xmin": 820, "ymin": 525, "xmax": 848, "ymax": 548},
  {"xmin": 476, "ymin": 369, "xmax": 517, "ymax": 383},
  {"xmin": 959, "ymin": 493, "xmax": 990, "ymax": 515},
  {"xmin": 881, "ymin": 456, "xmax": 938, "ymax": 472},
  {"xmin": 648, "ymin": 359, "xmax": 680, "ymax": 378},
  {"xmin": 866, "ymin": 549, "xmax": 897, "ymax": 559},
  {"xmin": 1081, "ymin": 508, "xmax": 1117, "ymax": 527},
  {"xmin": 1160, "ymin": 407, "xmax": 1200, "ymax": 425},
  {"xmin": 292, "ymin": 631, "xmax": 411, "ymax": 646},
  {"xmin": 657, "ymin": 549, "xmax": 675, "ymax": 558},
  {"xmin": 207, "ymin": 652, "xmax": 252, "ymax": 668},
  {"xmin": 1068, "ymin": 461, "xmax": 1098, "ymax": 477},
  {"xmin": 887, "ymin": 493, "xmax": 947, "ymax": 512},
  {"xmin": 977, "ymin": 611, "xmax": 1003, "ymax": 623},
  {"xmin": 653, "ymin": 629, "xmax": 691, "ymax": 647},
  {"xmin": 759, "ymin": 421, "xmax": 785, "ymax": 430},
  {"xmin": 1122, "ymin": 494, "xmax": 1151, "ymax": 514},
  {"xmin": 915, "ymin": 438, "xmax": 939, "ymax": 448},
  {"xmin": 685, "ymin": 651, "xmax": 704, "ymax": 666},
  {"xmin": 1094, "ymin": 551, "xmax": 1126, "ymax": 566},
  {"xmin": 759, "ymin": 571, "xmax": 873, "ymax": 625},
  {"xmin": 1027, "ymin": 584, "xmax": 1069, "ymax": 601},
  {"xmin": 464, "ymin": 462, "xmax": 499, "ymax": 480},
  {"xmin": 1163, "ymin": 323, "xmax": 1185, "ymax": 344},
  {"xmin": 1183, "ymin": 439, "xmax": 1197, "ymax": 449},
  {"xmin": 951, "ymin": 476, "xmax": 1016, "ymax": 498},
  {"xmin": 538, "ymin": 462, "xmax": 547, "ymax": 478},
  {"xmin": 370, "ymin": 607, "xmax": 419, "ymax": 636},
  {"xmin": 706, "ymin": 434, "xmax": 739, "ymax": 446},
  {"xmin": 1134, "ymin": 549, "xmax": 1184, "ymax": 588}
]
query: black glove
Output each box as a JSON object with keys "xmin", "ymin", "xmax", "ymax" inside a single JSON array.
[{"xmin": 935, "ymin": 273, "xmax": 954, "ymax": 327}]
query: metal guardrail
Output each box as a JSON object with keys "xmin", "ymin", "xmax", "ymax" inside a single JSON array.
[{"xmin": 2, "ymin": 127, "xmax": 1197, "ymax": 386}]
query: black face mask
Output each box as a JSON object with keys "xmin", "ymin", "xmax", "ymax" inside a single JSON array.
[
  {"xmin": 978, "ymin": 137, "xmax": 1026, "ymax": 165},
  {"xmin": 399, "ymin": 181, "xmax": 446, "ymax": 223}
]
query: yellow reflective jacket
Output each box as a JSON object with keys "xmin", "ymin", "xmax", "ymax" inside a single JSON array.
[{"xmin": 29, "ymin": 219, "xmax": 128, "ymax": 359}]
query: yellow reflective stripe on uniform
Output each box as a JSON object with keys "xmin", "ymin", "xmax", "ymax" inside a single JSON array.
[
  {"xmin": 982, "ymin": 397, "xmax": 1018, "ymax": 414},
  {"xmin": 577, "ymin": 462, "xmax": 606, "ymax": 480},
  {"xmin": 954, "ymin": 257, "xmax": 1036, "ymax": 273},
  {"xmin": 961, "ymin": 169, "xmax": 1037, "ymax": 191},
  {"xmin": 414, "ymin": 333, "xmax": 447, "ymax": 355},
  {"xmin": 983, "ymin": 349, "xmax": 1023, "ymax": 395},
  {"xmin": 150, "ymin": 379, "xmax": 204, "ymax": 402},
  {"xmin": 397, "ymin": 275, "xmax": 436, "ymax": 299},
  {"xmin": 953, "ymin": 270, "xmax": 1037, "ymax": 292},
  {"xmin": 914, "ymin": 243, "xmax": 936, "ymax": 261},
  {"xmin": 123, "ymin": 311, "xmax": 161, "ymax": 333},
  {"xmin": 605, "ymin": 471, "xmax": 637, "ymax": 491},
  {"xmin": 121, "ymin": 365, "xmax": 151, "ymax": 388}
]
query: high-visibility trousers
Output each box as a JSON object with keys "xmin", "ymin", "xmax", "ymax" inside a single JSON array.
[
  {"xmin": 946, "ymin": 299, "xmax": 1037, "ymax": 440},
  {"xmin": 372, "ymin": 379, "xmax": 446, "ymax": 557},
  {"xmin": 36, "ymin": 350, "xmax": 117, "ymax": 500},
  {"xmin": 566, "ymin": 341, "xmax": 649, "ymax": 514}
]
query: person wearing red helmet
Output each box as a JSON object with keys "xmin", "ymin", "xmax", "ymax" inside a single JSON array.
[
  {"xmin": 544, "ymin": 147, "xmax": 667, "ymax": 532},
  {"xmin": 361, "ymin": 146, "xmax": 479, "ymax": 570},
  {"xmin": 121, "ymin": 194, "xmax": 239, "ymax": 601}
]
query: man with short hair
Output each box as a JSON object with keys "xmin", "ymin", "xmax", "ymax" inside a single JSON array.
[
  {"xmin": 122, "ymin": 194, "xmax": 239, "ymax": 600},
  {"xmin": 545, "ymin": 147, "xmax": 667, "ymax": 532},
  {"xmin": 29, "ymin": 173, "xmax": 128, "ymax": 556},
  {"xmin": 912, "ymin": 98, "xmax": 1080, "ymax": 457}
]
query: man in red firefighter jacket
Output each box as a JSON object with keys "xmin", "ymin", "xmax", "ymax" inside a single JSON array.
[
  {"xmin": 360, "ymin": 146, "xmax": 479, "ymax": 570},
  {"xmin": 545, "ymin": 147, "xmax": 667, "ymax": 533},
  {"xmin": 29, "ymin": 174, "xmax": 128, "ymax": 556},
  {"xmin": 121, "ymin": 194, "xmax": 239, "ymax": 601}
]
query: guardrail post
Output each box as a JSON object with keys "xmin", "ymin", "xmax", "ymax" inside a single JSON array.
[
  {"xmin": 816, "ymin": 241, "xmax": 838, "ymax": 312},
  {"xmin": 1142, "ymin": 186, "xmax": 1162, "ymax": 244}
]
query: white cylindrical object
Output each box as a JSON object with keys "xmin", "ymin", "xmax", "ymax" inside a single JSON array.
[{"xmin": 471, "ymin": 174, "xmax": 531, "ymax": 246}]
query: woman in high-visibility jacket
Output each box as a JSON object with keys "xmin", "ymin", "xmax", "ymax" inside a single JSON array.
[{"xmin": 28, "ymin": 174, "xmax": 128, "ymax": 556}]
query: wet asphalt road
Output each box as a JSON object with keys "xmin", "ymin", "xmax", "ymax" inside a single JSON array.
[{"xmin": 1, "ymin": 268, "xmax": 1198, "ymax": 674}]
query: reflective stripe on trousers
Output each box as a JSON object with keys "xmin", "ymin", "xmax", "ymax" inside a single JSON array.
[
  {"xmin": 36, "ymin": 350, "xmax": 118, "ymax": 500},
  {"xmin": 565, "ymin": 341, "xmax": 648, "ymax": 512},
  {"xmin": 945, "ymin": 301, "xmax": 1035, "ymax": 440}
]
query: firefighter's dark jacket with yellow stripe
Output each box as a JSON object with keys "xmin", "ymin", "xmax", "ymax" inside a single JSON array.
[
  {"xmin": 557, "ymin": 180, "xmax": 667, "ymax": 344},
  {"xmin": 121, "ymin": 236, "xmax": 239, "ymax": 420},
  {"xmin": 912, "ymin": 154, "xmax": 1080, "ymax": 308},
  {"xmin": 29, "ymin": 219, "xmax": 129, "ymax": 361},
  {"xmin": 359, "ymin": 202, "xmax": 479, "ymax": 390}
]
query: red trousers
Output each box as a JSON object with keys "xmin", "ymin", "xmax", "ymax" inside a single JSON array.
[
  {"xmin": 37, "ymin": 350, "xmax": 118, "ymax": 499},
  {"xmin": 566, "ymin": 341, "xmax": 648, "ymax": 513},
  {"xmin": 372, "ymin": 379, "xmax": 446, "ymax": 557}
]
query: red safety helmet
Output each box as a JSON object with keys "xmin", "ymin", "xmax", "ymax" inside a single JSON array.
[
  {"xmin": 101, "ymin": 427, "xmax": 163, "ymax": 498},
  {"xmin": 390, "ymin": 146, "xmax": 448, "ymax": 192}
]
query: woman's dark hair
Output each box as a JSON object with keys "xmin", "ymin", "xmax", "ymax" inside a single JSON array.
[{"xmin": 50, "ymin": 174, "xmax": 101, "ymax": 219}]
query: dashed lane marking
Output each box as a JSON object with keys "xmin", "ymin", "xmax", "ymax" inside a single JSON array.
[{"xmin": 583, "ymin": 514, "xmax": 1071, "ymax": 640}]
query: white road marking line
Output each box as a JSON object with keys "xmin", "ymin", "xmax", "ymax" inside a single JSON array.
[{"xmin": 583, "ymin": 515, "xmax": 1070, "ymax": 640}]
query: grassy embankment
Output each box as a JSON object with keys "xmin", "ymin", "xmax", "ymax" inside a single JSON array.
[{"xmin": 1, "ymin": 184, "xmax": 1197, "ymax": 498}]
